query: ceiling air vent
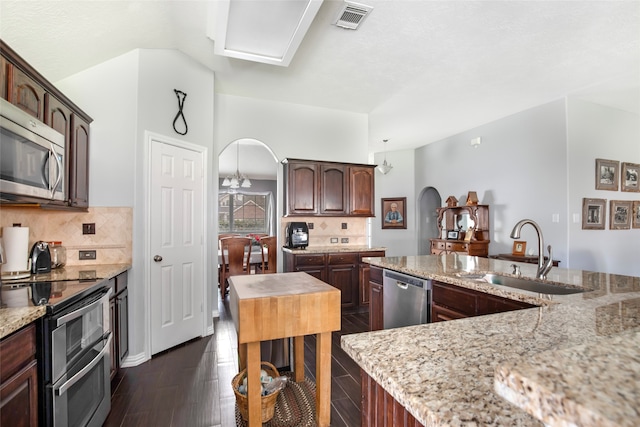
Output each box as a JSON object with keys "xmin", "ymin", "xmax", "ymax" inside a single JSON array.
[{"xmin": 333, "ymin": 1, "xmax": 373, "ymax": 30}]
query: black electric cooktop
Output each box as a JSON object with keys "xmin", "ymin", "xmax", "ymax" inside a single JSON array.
[{"xmin": 1, "ymin": 278, "xmax": 106, "ymax": 313}]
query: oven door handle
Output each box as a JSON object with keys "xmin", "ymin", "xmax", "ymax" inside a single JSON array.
[
  {"xmin": 55, "ymin": 333, "xmax": 112, "ymax": 396},
  {"xmin": 56, "ymin": 288, "xmax": 112, "ymax": 327}
]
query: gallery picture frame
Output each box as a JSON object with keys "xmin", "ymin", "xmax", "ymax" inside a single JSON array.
[
  {"xmin": 381, "ymin": 197, "xmax": 407, "ymax": 230},
  {"xmin": 595, "ymin": 158, "xmax": 619, "ymax": 191},
  {"xmin": 633, "ymin": 201, "xmax": 640, "ymax": 229},
  {"xmin": 581, "ymin": 198, "xmax": 606, "ymax": 230},
  {"xmin": 621, "ymin": 162, "xmax": 640, "ymax": 192},
  {"xmin": 609, "ymin": 200, "xmax": 632, "ymax": 230}
]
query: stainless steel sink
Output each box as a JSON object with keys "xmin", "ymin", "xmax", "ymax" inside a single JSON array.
[{"xmin": 482, "ymin": 274, "xmax": 585, "ymax": 295}]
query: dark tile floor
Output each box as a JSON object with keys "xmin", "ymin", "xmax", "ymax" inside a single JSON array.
[{"xmin": 105, "ymin": 296, "xmax": 368, "ymax": 427}]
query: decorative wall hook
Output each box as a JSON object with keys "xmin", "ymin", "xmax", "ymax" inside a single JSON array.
[{"xmin": 173, "ymin": 89, "xmax": 188, "ymax": 135}]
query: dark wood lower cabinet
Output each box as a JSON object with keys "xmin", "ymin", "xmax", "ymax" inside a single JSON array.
[
  {"xmin": 107, "ymin": 271, "xmax": 129, "ymax": 385},
  {"xmin": 0, "ymin": 324, "xmax": 38, "ymax": 427},
  {"xmin": 431, "ymin": 280, "xmax": 536, "ymax": 321},
  {"xmin": 369, "ymin": 265, "xmax": 383, "ymax": 331},
  {"xmin": 361, "ymin": 369, "xmax": 425, "ymax": 427},
  {"xmin": 283, "ymin": 250, "xmax": 385, "ymax": 311}
]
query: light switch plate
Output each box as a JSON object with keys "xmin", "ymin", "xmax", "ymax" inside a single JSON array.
[
  {"xmin": 341, "ymin": 238, "xmax": 349, "ymax": 243},
  {"xmin": 330, "ymin": 238, "xmax": 338, "ymax": 243},
  {"xmin": 82, "ymin": 223, "xmax": 96, "ymax": 235}
]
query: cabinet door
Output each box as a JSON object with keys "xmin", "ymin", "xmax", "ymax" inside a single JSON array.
[
  {"xmin": 348, "ymin": 166, "xmax": 375, "ymax": 216},
  {"xmin": 296, "ymin": 266, "xmax": 326, "ymax": 282},
  {"xmin": 431, "ymin": 302, "xmax": 467, "ymax": 322},
  {"xmin": 320, "ymin": 164, "xmax": 347, "ymax": 215},
  {"xmin": 11, "ymin": 66, "xmax": 45, "ymax": 120},
  {"xmin": 327, "ymin": 260, "xmax": 358, "ymax": 308},
  {"xmin": 286, "ymin": 162, "xmax": 319, "ymax": 215},
  {"xmin": 369, "ymin": 282, "xmax": 383, "ymax": 331},
  {"xmin": 0, "ymin": 360, "xmax": 38, "ymax": 427},
  {"xmin": 109, "ymin": 296, "xmax": 118, "ymax": 380},
  {"xmin": 359, "ymin": 264, "xmax": 370, "ymax": 306},
  {"xmin": 117, "ymin": 288, "xmax": 129, "ymax": 364},
  {"xmin": 69, "ymin": 114, "xmax": 90, "ymax": 208},
  {"xmin": 0, "ymin": 56, "xmax": 8, "ymax": 100}
]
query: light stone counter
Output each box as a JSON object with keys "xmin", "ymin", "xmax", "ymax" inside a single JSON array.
[{"xmin": 341, "ymin": 254, "xmax": 640, "ymax": 426}]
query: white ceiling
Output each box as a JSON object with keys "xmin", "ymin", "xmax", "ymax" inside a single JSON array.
[{"xmin": 1, "ymin": 0, "xmax": 638, "ymax": 158}]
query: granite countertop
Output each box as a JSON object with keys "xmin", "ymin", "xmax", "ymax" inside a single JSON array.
[
  {"xmin": 341, "ymin": 254, "xmax": 640, "ymax": 426},
  {"xmin": 281, "ymin": 245, "xmax": 386, "ymax": 254},
  {"xmin": 0, "ymin": 263, "xmax": 131, "ymax": 340}
]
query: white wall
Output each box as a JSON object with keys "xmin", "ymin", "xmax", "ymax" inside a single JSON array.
[
  {"xmin": 371, "ymin": 149, "xmax": 416, "ymax": 256},
  {"xmin": 567, "ymin": 98, "xmax": 640, "ymax": 276},
  {"xmin": 57, "ymin": 48, "xmax": 215, "ymax": 364},
  {"xmin": 413, "ymin": 100, "xmax": 569, "ymax": 261},
  {"xmin": 381, "ymin": 98, "xmax": 640, "ymax": 276}
]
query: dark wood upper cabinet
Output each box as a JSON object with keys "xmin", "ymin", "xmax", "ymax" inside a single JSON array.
[
  {"xmin": 69, "ymin": 114, "xmax": 90, "ymax": 208},
  {"xmin": 1, "ymin": 39, "xmax": 92, "ymax": 210},
  {"xmin": 11, "ymin": 66, "xmax": 46, "ymax": 121},
  {"xmin": 348, "ymin": 166, "xmax": 375, "ymax": 216},
  {"xmin": 283, "ymin": 159, "xmax": 375, "ymax": 217},
  {"xmin": 0, "ymin": 56, "xmax": 8, "ymax": 100},
  {"xmin": 286, "ymin": 161, "xmax": 319, "ymax": 215},
  {"xmin": 320, "ymin": 163, "xmax": 347, "ymax": 215}
]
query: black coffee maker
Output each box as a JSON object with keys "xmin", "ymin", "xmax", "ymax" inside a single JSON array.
[
  {"xmin": 29, "ymin": 241, "xmax": 51, "ymax": 274},
  {"xmin": 285, "ymin": 222, "xmax": 309, "ymax": 249}
]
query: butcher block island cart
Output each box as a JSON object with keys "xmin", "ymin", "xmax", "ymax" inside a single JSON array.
[
  {"xmin": 344, "ymin": 254, "xmax": 640, "ymax": 426},
  {"xmin": 229, "ymin": 272, "xmax": 341, "ymax": 427}
]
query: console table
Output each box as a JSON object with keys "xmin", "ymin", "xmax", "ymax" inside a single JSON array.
[
  {"xmin": 229, "ymin": 272, "xmax": 341, "ymax": 427},
  {"xmin": 489, "ymin": 253, "xmax": 561, "ymax": 267}
]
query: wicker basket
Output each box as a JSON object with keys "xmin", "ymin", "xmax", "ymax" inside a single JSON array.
[{"xmin": 232, "ymin": 361, "xmax": 281, "ymax": 423}]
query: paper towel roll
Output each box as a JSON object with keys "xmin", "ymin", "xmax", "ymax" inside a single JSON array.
[{"xmin": 1, "ymin": 226, "xmax": 30, "ymax": 273}]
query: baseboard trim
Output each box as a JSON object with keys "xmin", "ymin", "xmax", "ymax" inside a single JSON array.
[{"xmin": 121, "ymin": 351, "xmax": 147, "ymax": 368}]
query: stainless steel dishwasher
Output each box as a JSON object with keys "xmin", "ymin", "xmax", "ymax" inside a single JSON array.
[{"xmin": 383, "ymin": 269, "xmax": 432, "ymax": 329}]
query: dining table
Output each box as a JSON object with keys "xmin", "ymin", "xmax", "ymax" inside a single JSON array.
[
  {"xmin": 217, "ymin": 245, "xmax": 267, "ymax": 269},
  {"xmin": 228, "ymin": 272, "xmax": 341, "ymax": 427}
]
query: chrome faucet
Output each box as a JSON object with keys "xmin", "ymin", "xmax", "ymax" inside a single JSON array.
[{"xmin": 510, "ymin": 219, "xmax": 553, "ymax": 280}]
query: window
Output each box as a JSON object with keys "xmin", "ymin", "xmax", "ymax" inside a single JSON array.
[{"xmin": 218, "ymin": 192, "xmax": 270, "ymax": 233}]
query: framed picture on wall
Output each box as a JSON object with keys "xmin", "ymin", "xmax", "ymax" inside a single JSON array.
[
  {"xmin": 595, "ymin": 158, "xmax": 619, "ymax": 191},
  {"xmin": 610, "ymin": 200, "xmax": 632, "ymax": 230},
  {"xmin": 633, "ymin": 201, "xmax": 640, "ymax": 229},
  {"xmin": 582, "ymin": 198, "xmax": 606, "ymax": 230},
  {"xmin": 621, "ymin": 162, "xmax": 639, "ymax": 192},
  {"xmin": 381, "ymin": 197, "xmax": 407, "ymax": 229}
]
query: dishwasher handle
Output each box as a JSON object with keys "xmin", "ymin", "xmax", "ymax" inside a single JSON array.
[{"xmin": 396, "ymin": 281, "xmax": 409, "ymax": 290}]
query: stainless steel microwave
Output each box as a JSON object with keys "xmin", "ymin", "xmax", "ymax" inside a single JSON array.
[{"xmin": 0, "ymin": 98, "xmax": 66, "ymax": 202}]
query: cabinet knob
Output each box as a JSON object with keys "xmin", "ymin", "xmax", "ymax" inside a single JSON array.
[{"xmin": 153, "ymin": 255, "xmax": 163, "ymax": 262}]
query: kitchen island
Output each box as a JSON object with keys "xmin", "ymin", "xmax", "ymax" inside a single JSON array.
[{"xmin": 341, "ymin": 255, "xmax": 639, "ymax": 426}]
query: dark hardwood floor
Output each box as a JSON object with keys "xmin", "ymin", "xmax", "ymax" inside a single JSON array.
[{"xmin": 104, "ymin": 295, "xmax": 368, "ymax": 427}]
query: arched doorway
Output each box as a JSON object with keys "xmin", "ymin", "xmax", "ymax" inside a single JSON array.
[
  {"xmin": 417, "ymin": 187, "xmax": 442, "ymax": 255},
  {"xmin": 218, "ymin": 138, "xmax": 279, "ymax": 236}
]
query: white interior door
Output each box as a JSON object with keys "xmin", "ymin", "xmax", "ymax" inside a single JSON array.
[{"xmin": 150, "ymin": 138, "xmax": 204, "ymax": 355}]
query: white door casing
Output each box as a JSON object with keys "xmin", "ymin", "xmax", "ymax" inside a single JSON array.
[{"xmin": 148, "ymin": 133, "xmax": 206, "ymax": 355}]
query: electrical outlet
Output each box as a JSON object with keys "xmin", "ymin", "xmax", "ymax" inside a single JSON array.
[
  {"xmin": 330, "ymin": 237, "xmax": 338, "ymax": 243},
  {"xmin": 79, "ymin": 250, "xmax": 96, "ymax": 260},
  {"xmin": 82, "ymin": 223, "xmax": 96, "ymax": 235},
  {"xmin": 341, "ymin": 223, "xmax": 347, "ymax": 229},
  {"xmin": 308, "ymin": 223, "xmax": 314, "ymax": 229},
  {"xmin": 341, "ymin": 238, "xmax": 349, "ymax": 243}
]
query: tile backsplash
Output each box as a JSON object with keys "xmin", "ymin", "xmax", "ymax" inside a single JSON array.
[
  {"xmin": 280, "ymin": 216, "xmax": 368, "ymax": 246},
  {"xmin": 0, "ymin": 207, "xmax": 132, "ymax": 265}
]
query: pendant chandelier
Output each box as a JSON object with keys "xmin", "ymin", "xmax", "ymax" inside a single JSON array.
[
  {"xmin": 377, "ymin": 139, "xmax": 393, "ymax": 175},
  {"xmin": 222, "ymin": 142, "xmax": 252, "ymax": 189}
]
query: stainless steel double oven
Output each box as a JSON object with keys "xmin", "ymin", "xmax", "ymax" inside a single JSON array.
[{"xmin": 36, "ymin": 281, "xmax": 112, "ymax": 427}]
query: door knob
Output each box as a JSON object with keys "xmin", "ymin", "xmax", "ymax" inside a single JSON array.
[{"xmin": 153, "ymin": 255, "xmax": 163, "ymax": 262}]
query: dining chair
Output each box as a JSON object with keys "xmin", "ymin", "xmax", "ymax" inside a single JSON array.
[
  {"xmin": 219, "ymin": 236, "xmax": 252, "ymax": 297},
  {"xmin": 256, "ymin": 236, "xmax": 277, "ymax": 274}
]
